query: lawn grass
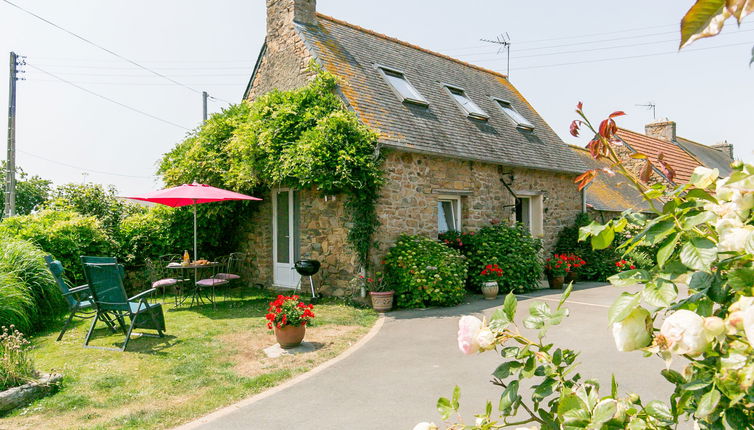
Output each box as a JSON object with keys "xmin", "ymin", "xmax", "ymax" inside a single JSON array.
[{"xmin": 0, "ymin": 288, "xmax": 378, "ymax": 429}]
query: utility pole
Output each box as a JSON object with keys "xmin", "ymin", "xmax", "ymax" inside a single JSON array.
[
  {"xmin": 202, "ymin": 91, "xmax": 208, "ymax": 121},
  {"xmin": 5, "ymin": 52, "xmax": 20, "ymax": 218}
]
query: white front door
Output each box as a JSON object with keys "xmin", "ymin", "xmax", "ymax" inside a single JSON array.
[{"xmin": 272, "ymin": 189, "xmax": 300, "ymax": 288}]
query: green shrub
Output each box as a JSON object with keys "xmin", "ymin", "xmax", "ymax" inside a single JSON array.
[
  {"xmin": 45, "ymin": 183, "xmax": 141, "ymax": 236},
  {"xmin": 118, "ymin": 206, "xmax": 177, "ymax": 265},
  {"xmin": 462, "ymin": 224, "xmax": 543, "ymax": 293},
  {"xmin": 384, "ymin": 235, "xmax": 467, "ymax": 308},
  {"xmin": 0, "ymin": 210, "xmax": 114, "ymax": 283},
  {"xmin": 0, "ymin": 326, "xmax": 37, "ymax": 391}
]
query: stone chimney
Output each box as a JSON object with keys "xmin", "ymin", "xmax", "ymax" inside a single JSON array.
[
  {"xmin": 712, "ymin": 140, "xmax": 735, "ymax": 159},
  {"xmin": 267, "ymin": 0, "xmax": 317, "ymax": 34},
  {"xmin": 645, "ymin": 119, "xmax": 676, "ymax": 141}
]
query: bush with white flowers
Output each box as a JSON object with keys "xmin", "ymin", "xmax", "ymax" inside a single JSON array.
[{"xmin": 416, "ymin": 105, "xmax": 754, "ymax": 429}]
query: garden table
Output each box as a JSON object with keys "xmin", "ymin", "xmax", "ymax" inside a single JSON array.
[{"xmin": 166, "ymin": 262, "xmax": 222, "ymax": 307}]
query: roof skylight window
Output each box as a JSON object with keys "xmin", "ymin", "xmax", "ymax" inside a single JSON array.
[
  {"xmin": 378, "ymin": 67, "xmax": 428, "ymax": 105},
  {"xmin": 494, "ymin": 98, "xmax": 534, "ymax": 130},
  {"xmin": 446, "ymin": 86, "xmax": 488, "ymax": 120}
]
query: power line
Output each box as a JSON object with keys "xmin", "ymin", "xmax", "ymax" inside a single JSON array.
[
  {"xmin": 510, "ymin": 41, "xmax": 753, "ymax": 71},
  {"xmin": 26, "ymin": 63, "xmax": 192, "ymax": 130},
  {"xmin": 0, "ymin": 0, "xmax": 233, "ymax": 104},
  {"xmin": 19, "ymin": 150, "xmax": 154, "ymax": 179},
  {"xmin": 26, "ymin": 71, "xmax": 249, "ymax": 78},
  {"xmin": 31, "ymin": 79, "xmax": 242, "ymax": 87}
]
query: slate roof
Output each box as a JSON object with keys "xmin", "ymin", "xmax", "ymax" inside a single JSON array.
[
  {"xmin": 569, "ymin": 146, "xmax": 652, "ymax": 213},
  {"xmin": 293, "ymin": 14, "xmax": 586, "ymax": 174},
  {"xmin": 676, "ymin": 137, "xmax": 734, "ymax": 177},
  {"xmin": 615, "ymin": 128, "xmax": 700, "ymax": 184}
]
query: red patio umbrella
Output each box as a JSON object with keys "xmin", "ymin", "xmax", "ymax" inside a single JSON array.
[{"xmin": 125, "ymin": 183, "xmax": 261, "ymax": 260}]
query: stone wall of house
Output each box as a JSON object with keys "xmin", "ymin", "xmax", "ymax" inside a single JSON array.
[{"xmin": 371, "ymin": 150, "xmax": 583, "ymax": 266}]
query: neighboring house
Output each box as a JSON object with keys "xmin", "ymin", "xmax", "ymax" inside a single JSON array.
[
  {"xmin": 240, "ymin": 0, "xmax": 589, "ymax": 295},
  {"xmin": 568, "ymin": 146, "xmax": 652, "ymax": 221},
  {"xmin": 614, "ymin": 120, "xmax": 735, "ymax": 185}
]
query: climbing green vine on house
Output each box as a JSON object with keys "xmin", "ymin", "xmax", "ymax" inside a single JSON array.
[{"xmin": 159, "ymin": 67, "xmax": 383, "ymax": 268}]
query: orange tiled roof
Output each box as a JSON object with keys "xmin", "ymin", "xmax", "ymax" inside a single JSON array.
[{"xmin": 615, "ymin": 128, "xmax": 702, "ymax": 184}]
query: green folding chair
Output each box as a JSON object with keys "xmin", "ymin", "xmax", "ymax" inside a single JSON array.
[
  {"xmin": 81, "ymin": 261, "xmax": 166, "ymax": 351},
  {"xmin": 43, "ymin": 256, "xmax": 116, "ymax": 341}
]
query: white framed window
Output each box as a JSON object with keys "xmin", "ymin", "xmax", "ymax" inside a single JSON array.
[
  {"xmin": 493, "ymin": 98, "xmax": 535, "ymax": 130},
  {"xmin": 515, "ymin": 193, "xmax": 543, "ymax": 237},
  {"xmin": 438, "ymin": 196, "xmax": 461, "ymax": 234},
  {"xmin": 377, "ymin": 66, "xmax": 428, "ymax": 106},
  {"xmin": 444, "ymin": 85, "xmax": 488, "ymax": 120}
]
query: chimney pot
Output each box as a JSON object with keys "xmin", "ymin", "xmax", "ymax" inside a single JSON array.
[
  {"xmin": 711, "ymin": 141, "xmax": 735, "ymax": 159},
  {"xmin": 266, "ymin": 0, "xmax": 317, "ymax": 35}
]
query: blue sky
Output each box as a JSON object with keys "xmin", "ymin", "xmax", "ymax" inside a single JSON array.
[{"xmin": 0, "ymin": 1, "xmax": 751, "ymax": 195}]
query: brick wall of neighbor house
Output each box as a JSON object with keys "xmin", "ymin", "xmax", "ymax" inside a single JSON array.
[{"xmin": 371, "ymin": 150, "xmax": 582, "ymax": 267}]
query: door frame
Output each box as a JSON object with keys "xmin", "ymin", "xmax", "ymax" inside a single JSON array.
[{"xmin": 272, "ymin": 188, "xmax": 300, "ymax": 288}]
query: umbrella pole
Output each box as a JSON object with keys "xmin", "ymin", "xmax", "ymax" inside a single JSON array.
[{"xmin": 193, "ymin": 200, "xmax": 198, "ymax": 261}]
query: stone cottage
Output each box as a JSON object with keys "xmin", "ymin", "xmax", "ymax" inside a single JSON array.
[{"xmin": 241, "ymin": 0, "xmax": 587, "ymax": 295}]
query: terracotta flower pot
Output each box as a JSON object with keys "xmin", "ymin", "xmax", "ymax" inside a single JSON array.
[
  {"xmin": 370, "ymin": 291, "xmax": 394, "ymax": 312},
  {"xmin": 481, "ymin": 281, "xmax": 499, "ymax": 300},
  {"xmin": 274, "ymin": 324, "xmax": 306, "ymax": 349},
  {"xmin": 566, "ymin": 271, "xmax": 578, "ymax": 284},
  {"xmin": 549, "ymin": 276, "xmax": 565, "ymax": 290}
]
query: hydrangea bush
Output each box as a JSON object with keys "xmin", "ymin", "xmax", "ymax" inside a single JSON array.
[
  {"xmin": 418, "ymin": 104, "xmax": 754, "ymax": 429},
  {"xmin": 384, "ymin": 235, "xmax": 467, "ymax": 308}
]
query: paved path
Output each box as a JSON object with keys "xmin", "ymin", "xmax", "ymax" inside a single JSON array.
[{"xmin": 179, "ymin": 283, "xmax": 674, "ymax": 430}]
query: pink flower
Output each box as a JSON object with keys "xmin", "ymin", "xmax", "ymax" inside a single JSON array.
[{"xmin": 457, "ymin": 316, "xmax": 483, "ymax": 355}]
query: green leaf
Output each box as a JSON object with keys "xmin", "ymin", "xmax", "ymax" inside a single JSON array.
[
  {"xmin": 685, "ymin": 188, "xmax": 718, "ymax": 203},
  {"xmin": 592, "ymin": 399, "xmax": 618, "ymax": 425},
  {"xmin": 532, "ymin": 377, "xmax": 557, "ymax": 401},
  {"xmin": 591, "ymin": 226, "xmax": 615, "ymax": 250},
  {"xmin": 493, "ymin": 361, "xmax": 522, "ymax": 379},
  {"xmin": 682, "ymin": 379, "xmax": 712, "ymax": 391},
  {"xmin": 728, "ymin": 267, "xmax": 754, "ymax": 291},
  {"xmin": 644, "ymin": 219, "xmax": 676, "ymax": 245},
  {"xmin": 689, "ymin": 271, "xmax": 714, "ymax": 291},
  {"xmin": 696, "ymin": 389, "xmax": 721, "ymax": 418},
  {"xmin": 499, "ymin": 380, "xmax": 519, "ymax": 413},
  {"xmin": 642, "ymin": 280, "xmax": 678, "ymax": 307},
  {"xmin": 657, "ymin": 233, "xmax": 679, "ymax": 268},
  {"xmin": 611, "ymin": 374, "xmax": 618, "ymax": 398},
  {"xmin": 437, "ymin": 396, "xmax": 452, "ymax": 420},
  {"xmin": 558, "ymin": 390, "xmax": 586, "ymax": 421},
  {"xmin": 608, "ymin": 269, "xmax": 650, "ymax": 288},
  {"xmin": 558, "ymin": 282, "xmax": 574, "ymax": 309},
  {"xmin": 682, "ymin": 211, "xmax": 716, "ymax": 230},
  {"xmin": 451, "ymin": 385, "xmax": 460, "ymax": 410},
  {"xmin": 724, "ymin": 408, "xmax": 748, "ymax": 429},
  {"xmin": 680, "ymin": 0, "xmax": 729, "ymax": 49},
  {"xmin": 489, "ymin": 308, "xmax": 512, "ymax": 332},
  {"xmin": 680, "ymin": 238, "xmax": 718, "ymax": 272},
  {"xmin": 660, "ymin": 369, "xmax": 685, "ymax": 385},
  {"xmin": 644, "ymin": 400, "xmax": 674, "ymax": 422},
  {"xmin": 524, "ymin": 301, "xmax": 550, "ymax": 330},
  {"xmin": 608, "ymin": 292, "xmax": 641, "ymax": 325},
  {"xmin": 503, "ymin": 292, "xmax": 516, "ymax": 322},
  {"xmin": 579, "ymin": 221, "xmax": 607, "ymax": 241}
]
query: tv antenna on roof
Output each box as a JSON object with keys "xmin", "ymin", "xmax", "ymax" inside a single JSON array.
[
  {"xmin": 636, "ymin": 102, "xmax": 657, "ymax": 120},
  {"xmin": 481, "ymin": 33, "xmax": 511, "ymax": 77}
]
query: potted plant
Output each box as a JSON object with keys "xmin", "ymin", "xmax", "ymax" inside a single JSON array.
[
  {"xmin": 545, "ymin": 254, "xmax": 569, "ymax": 289},
  {"xmin": 564, "ymin": 253, "xmax": 586, "ymax": 283},
  {"xmin": 479, "ymin": 264, "xmax": 503, "ymax": 300},
  {"xmin": 265, "ymin": 295, "xmax": 315, "ymax": 349},
  {"xmin": 363, "ymin": 273, "xmax": 394, "ymax": 312}
]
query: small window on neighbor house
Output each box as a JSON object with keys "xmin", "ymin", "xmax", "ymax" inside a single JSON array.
[
  {"xmin": 495, "ymin": 99, "xmax": 535, "ymax": 129},
  {"xmin": 446, "ymin": 86, "xmax": 488, "ymax": 120},
  {"xmin": 379, "ymin": 67, "xmax": 428, "ymax": 105},
  {"xmin": 438, "ymin": 197, "xmax": 461, "ymax": 234}
]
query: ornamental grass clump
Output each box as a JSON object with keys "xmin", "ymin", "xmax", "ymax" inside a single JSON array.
[
  {"xmin": 0, "ymin": 325, "xmax": 37, "ymax": 391},
  {"xmin": 384, "ymin": 235, "xmax": 467, "ymax": 308},
  {"xmin": 265, "ymin": 295, "xmax": 315, "ymax": 329}
]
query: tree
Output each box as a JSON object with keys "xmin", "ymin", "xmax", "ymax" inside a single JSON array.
[
  {"xmin": 45, "ymin": 183, "xmax": 142, "ymax": 235},
  {"xmin": 0, "ymin": 162, "xmax": 52, "ymax": 217}
]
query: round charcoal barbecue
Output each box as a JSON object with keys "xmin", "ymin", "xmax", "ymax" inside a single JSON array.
[{"xmin": 294, "ymin": 259, "xmax": 321, "ymax": 298}]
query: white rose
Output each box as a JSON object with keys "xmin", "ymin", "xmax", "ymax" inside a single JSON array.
[
  {"xmin": 660, "ymin": 310, "xmax": 709, "ymax": 356},
  {"xmin": 458, "ymin": 316, "xmax": 483, "ymax": 355},
  {"xmin": 690, "ymin": 167, "xmax": 719, "ymax": 189},
  {"xmin": 413, "ymin": 422, "xmax": 438, "ymax": 430},
  {"xmin": 703, "ymin": 317, "xmax": 725, "ymax": 339},
  {"xmin": 742, "ymin": 306, "xmax": 754, "ymax": 346},
  {"xmin": 476, "ymin": 328, "xmax": 495, "ymax": 349},
  {"xmin": 718, "ymin": 225, "xmax": 754, "ymax": 253},
  {"xmin": 612, "ymin": 307, "xmax": 652, "ymax": 352}
]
